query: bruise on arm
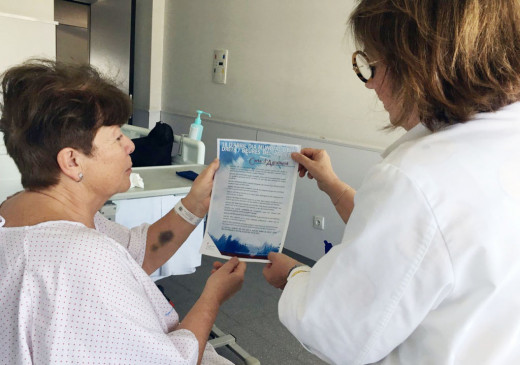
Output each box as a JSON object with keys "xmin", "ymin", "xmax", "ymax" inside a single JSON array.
[{"xmin": 150, "ymin": 230, "xmax": 174, "ymax": 252}]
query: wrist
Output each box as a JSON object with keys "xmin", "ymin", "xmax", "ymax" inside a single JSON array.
[
  {"xmin": 286, "ymin": 263, "xmax": 311, "ymax": 282},
  {"xmin": 200, "ymin": 290, "xmax": 221, "ymax": 306},
  {"xmin": 174, "ymin": 199, "xmax": 203, "ymax": 225},
  {"xmin": 321, "ymin": 176, "xmax": 341, "ymax": 195},
  {"xmin": 200, "ymin": 287, "xmax": 224, "ymax": 307},
  {"xmin": 333, "ymin": 187, "xmax": 350, "ymax": 206},
  {"xmin": 180, "ymin": 196, "xmax": 206, "ymax": 218},
  {"xmin": 329, "ymin": 182, "xmax": 351, "ymax": 206}
]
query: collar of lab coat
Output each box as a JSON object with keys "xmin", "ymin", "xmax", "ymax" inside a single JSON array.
[{"xmin": 381, "ymin": 123, "xmax": 432, "ymax": 159}]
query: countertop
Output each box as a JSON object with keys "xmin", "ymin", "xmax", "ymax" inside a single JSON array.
[{"xmin": 110, "ymin": 164, "xmax": 206, "ymax": 200}]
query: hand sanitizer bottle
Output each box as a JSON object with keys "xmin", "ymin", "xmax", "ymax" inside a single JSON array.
[{"xmin": 188, "ymin": 110, "xmax": 211, "ymax": 140}]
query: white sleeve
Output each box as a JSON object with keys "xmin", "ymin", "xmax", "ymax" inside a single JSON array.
[
  {"xmin": 278, "ymin": 163, "xmax": 453, "ymax": 364},
  {"xmin": 94, "ymin": 211, "xmax": 148, "ymax": 265}
]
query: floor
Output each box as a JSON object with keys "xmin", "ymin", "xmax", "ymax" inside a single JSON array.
[{"xmin": 156, "ymin": 250, "xmax": 328, "ymax": 365}]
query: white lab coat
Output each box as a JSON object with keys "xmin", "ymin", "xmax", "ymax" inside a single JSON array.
[
  {"xmin": 0, "ymin": 213, "xmax": 231, "ymax": 364},
  {"xmin": 279, "ymin": 102, "xmax": 520, "ymax": 364}
]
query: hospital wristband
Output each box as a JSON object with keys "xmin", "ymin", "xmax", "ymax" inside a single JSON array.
[
  {"xmin": 286, "ymin": 264, "xmax": 311, "ymax": 282},
  {"xmin": 174, "ymin": 199, "xmax": 203, "ymax": 226}
]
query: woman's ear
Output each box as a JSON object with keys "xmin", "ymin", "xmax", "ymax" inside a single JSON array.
[{"xmin": 57, "ymin": 147, "xmax": 83, "ymax": 182}]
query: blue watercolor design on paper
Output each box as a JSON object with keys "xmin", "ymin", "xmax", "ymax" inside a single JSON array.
[
  {"xmin": 210, "ymin": 234, "xmax": 280, "ymax": 259},
  {"xmin": 219, "ymin": 141, "xmax": 298, "ymax": 170}
]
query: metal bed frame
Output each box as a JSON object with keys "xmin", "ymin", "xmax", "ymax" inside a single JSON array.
[{"xmin": 209, "ymin": 325, "xmax": 261, "ymax": 364}]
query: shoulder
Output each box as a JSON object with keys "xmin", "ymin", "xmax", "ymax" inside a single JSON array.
[
  {"xmin": 94, "ymin": 211, "xmax": 129, "ymax": 239},
  {"xmin": 23, "ymin": 221, "xmax": 147, "ymax": 311},
  {"xmin": 384, "ymin": 127, "xmax": 462, "ymax": 174},
  {"xmin": 386, "ymin": 106, "xmax": 520, "ymax": 173},
  {"xmin": 24, "ymin": 221, "xmax": 130, "ymax": 273},
  {"xmin": 382, "ymin": 118, "xmax": 519, "ymax": 191}
]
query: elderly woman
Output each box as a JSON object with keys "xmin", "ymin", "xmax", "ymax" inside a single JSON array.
[
  {"xmin": 0, "ymin": 60, "xmax": 245, "ymax": 364},
  {"xmin": 263, "ymin": 0, "xmax": 520, "ymax": 364}
]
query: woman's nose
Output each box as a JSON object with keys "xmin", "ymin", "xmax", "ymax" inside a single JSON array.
[{"xmin": 125, "ymin": 136, "xmax": 135, "ymax": 154}]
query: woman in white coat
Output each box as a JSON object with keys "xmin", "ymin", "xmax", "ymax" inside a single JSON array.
[{"xmin": 263, "ymin": 0, "xmax": 520, "ymax": 364}]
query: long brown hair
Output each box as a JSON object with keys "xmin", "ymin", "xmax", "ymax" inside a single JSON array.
[{"xmin": 350, "ymin": 0, "xmax": 520, "ymax": 130}]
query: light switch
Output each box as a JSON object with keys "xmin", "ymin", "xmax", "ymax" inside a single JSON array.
[{"xmin": 213, "ymin": 49, "xmax": 228, "ymax": 84}]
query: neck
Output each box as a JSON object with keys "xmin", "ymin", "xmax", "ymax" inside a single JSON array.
[
  {"xmin": 401, "ymin": 105, "xmax": 420, "ymax": 131},
  {"xmin": 0, "ymin": 178, "xmax": 109, "ymax": 229},
  {"xmin": 27, "ymin": 183, "xmax": 100, "ymax": 228},
  {"xmin": 43, "ymin": 180, "xmax": 105, "ymax": 228}
]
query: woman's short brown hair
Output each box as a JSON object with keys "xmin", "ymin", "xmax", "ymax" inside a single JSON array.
[
  {"xmin": 349, "ymin": 0, "xmax": 520, "ymax": 130},
  {"xmin": 0, "ymin": 59, "xmax": 132, "ymax": 190}
]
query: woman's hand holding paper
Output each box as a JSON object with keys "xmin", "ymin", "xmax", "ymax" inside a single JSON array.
[{"xmin": 181, "ymin": 158, "xmax": 219, "ymax": 218}]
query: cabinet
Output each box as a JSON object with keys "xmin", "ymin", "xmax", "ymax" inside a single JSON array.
[
  {"xmin": 106, "ymin": 164, "xmax": 207, "ymax": 279},
  {"xmin": 113, "ymin": 195, "xmax": 204, "ymax": 278}
]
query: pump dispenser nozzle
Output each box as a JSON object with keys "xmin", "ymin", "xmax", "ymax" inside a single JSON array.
[{"xmin": 189, "ymin": 110, "xmax": 211, "ymax": 140}]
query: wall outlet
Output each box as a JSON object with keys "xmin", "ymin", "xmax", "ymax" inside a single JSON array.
[
  {"xmin": 313, "ymin": 215, "xmax": 325, "ymax": 230},
  {"xmin": 212, "ymin": 49, "xmax": 228, "ymax": 84}
]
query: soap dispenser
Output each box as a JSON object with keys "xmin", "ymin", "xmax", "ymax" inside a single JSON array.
[{"xmin": 189, "ymin": 110, "xmax": 211, "ymax": 141}]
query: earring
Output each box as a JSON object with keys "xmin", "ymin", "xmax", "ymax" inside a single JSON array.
[{"xmin": 78, "ymin": 172, "xmax": 84, "ymax": 182}]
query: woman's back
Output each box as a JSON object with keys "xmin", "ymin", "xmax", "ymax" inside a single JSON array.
[{"xmin": 376, "ymin": 102, "xmax": 520, "ymax": 364}]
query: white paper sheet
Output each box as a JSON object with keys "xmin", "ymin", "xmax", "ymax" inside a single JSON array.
[{"xmin": 201, "ymin": 139, "xmax": 300, "ymax": 263}]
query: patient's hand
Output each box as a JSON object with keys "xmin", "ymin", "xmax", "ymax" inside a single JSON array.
[
  {"xmin": 203, "ymin": 257, "xmax": 246, "ymax": 305},
  {"xmin": 182, "ymin": 158, "xmax": 219, "ymax": 218}
]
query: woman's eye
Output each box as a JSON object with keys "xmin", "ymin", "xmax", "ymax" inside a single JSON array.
[{"xmin": 116, "ymin": 135, "xmax": 123, "ymax": 141}]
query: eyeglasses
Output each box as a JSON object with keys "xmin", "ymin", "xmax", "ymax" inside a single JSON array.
[{"xmin": 352, "ymin": 50, "xmax": 378, "ymax": 83}]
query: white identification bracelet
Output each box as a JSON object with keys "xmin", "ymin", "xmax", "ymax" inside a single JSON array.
[{"xmin": 174, "ymin": 199, "xmax": 203, "ymax": 226}]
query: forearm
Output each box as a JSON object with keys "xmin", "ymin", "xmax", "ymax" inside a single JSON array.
[
  {"xmin": 334, "ymin": 186, "xmax": 355, "ymax": 223},
  {"xmin": 142, "ymin": 204, "xmax": 200, "ymax": 275},
  {"xmin": 325, "ymin": 180, "xmax": 356, "ymax": 223},
  {"xmin": 177, "ymin": 292, "xmax": 220, "ymax": 365},
  {"xmin": 141, "ymin": 160, "xmax": 217, "ymax": 273}
]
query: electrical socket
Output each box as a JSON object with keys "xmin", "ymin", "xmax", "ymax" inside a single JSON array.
[
  {"xmin": 312, "ymin": 215, "xmax": 325, "ymax": 230},
  {"xmin": 212, "ymin": 49, "xmax": 228, "ymax": 84}
]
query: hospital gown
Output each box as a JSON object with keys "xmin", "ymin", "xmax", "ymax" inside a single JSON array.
[{"xmin": 0, "ymin": 212, "xmax": 232, "ymax": 364}]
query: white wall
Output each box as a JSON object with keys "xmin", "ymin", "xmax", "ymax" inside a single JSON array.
[
  {"xmin": 133, "ymin": 0, "xmax": 165, "ymax": 128},
  {"xmin": 0, "ymin": 1, "xmax": 55, "ymax": 71},
  {"xmin": 160, "ymin": 0, "xmax": 403, "ymax": 150},
  {"xmin": 0, "ymin": 0, "xmax": 53, "ymax": 24},
  {"xmin": 0, "ymin": 0, "xmax": 56, "ymax": 202}
]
